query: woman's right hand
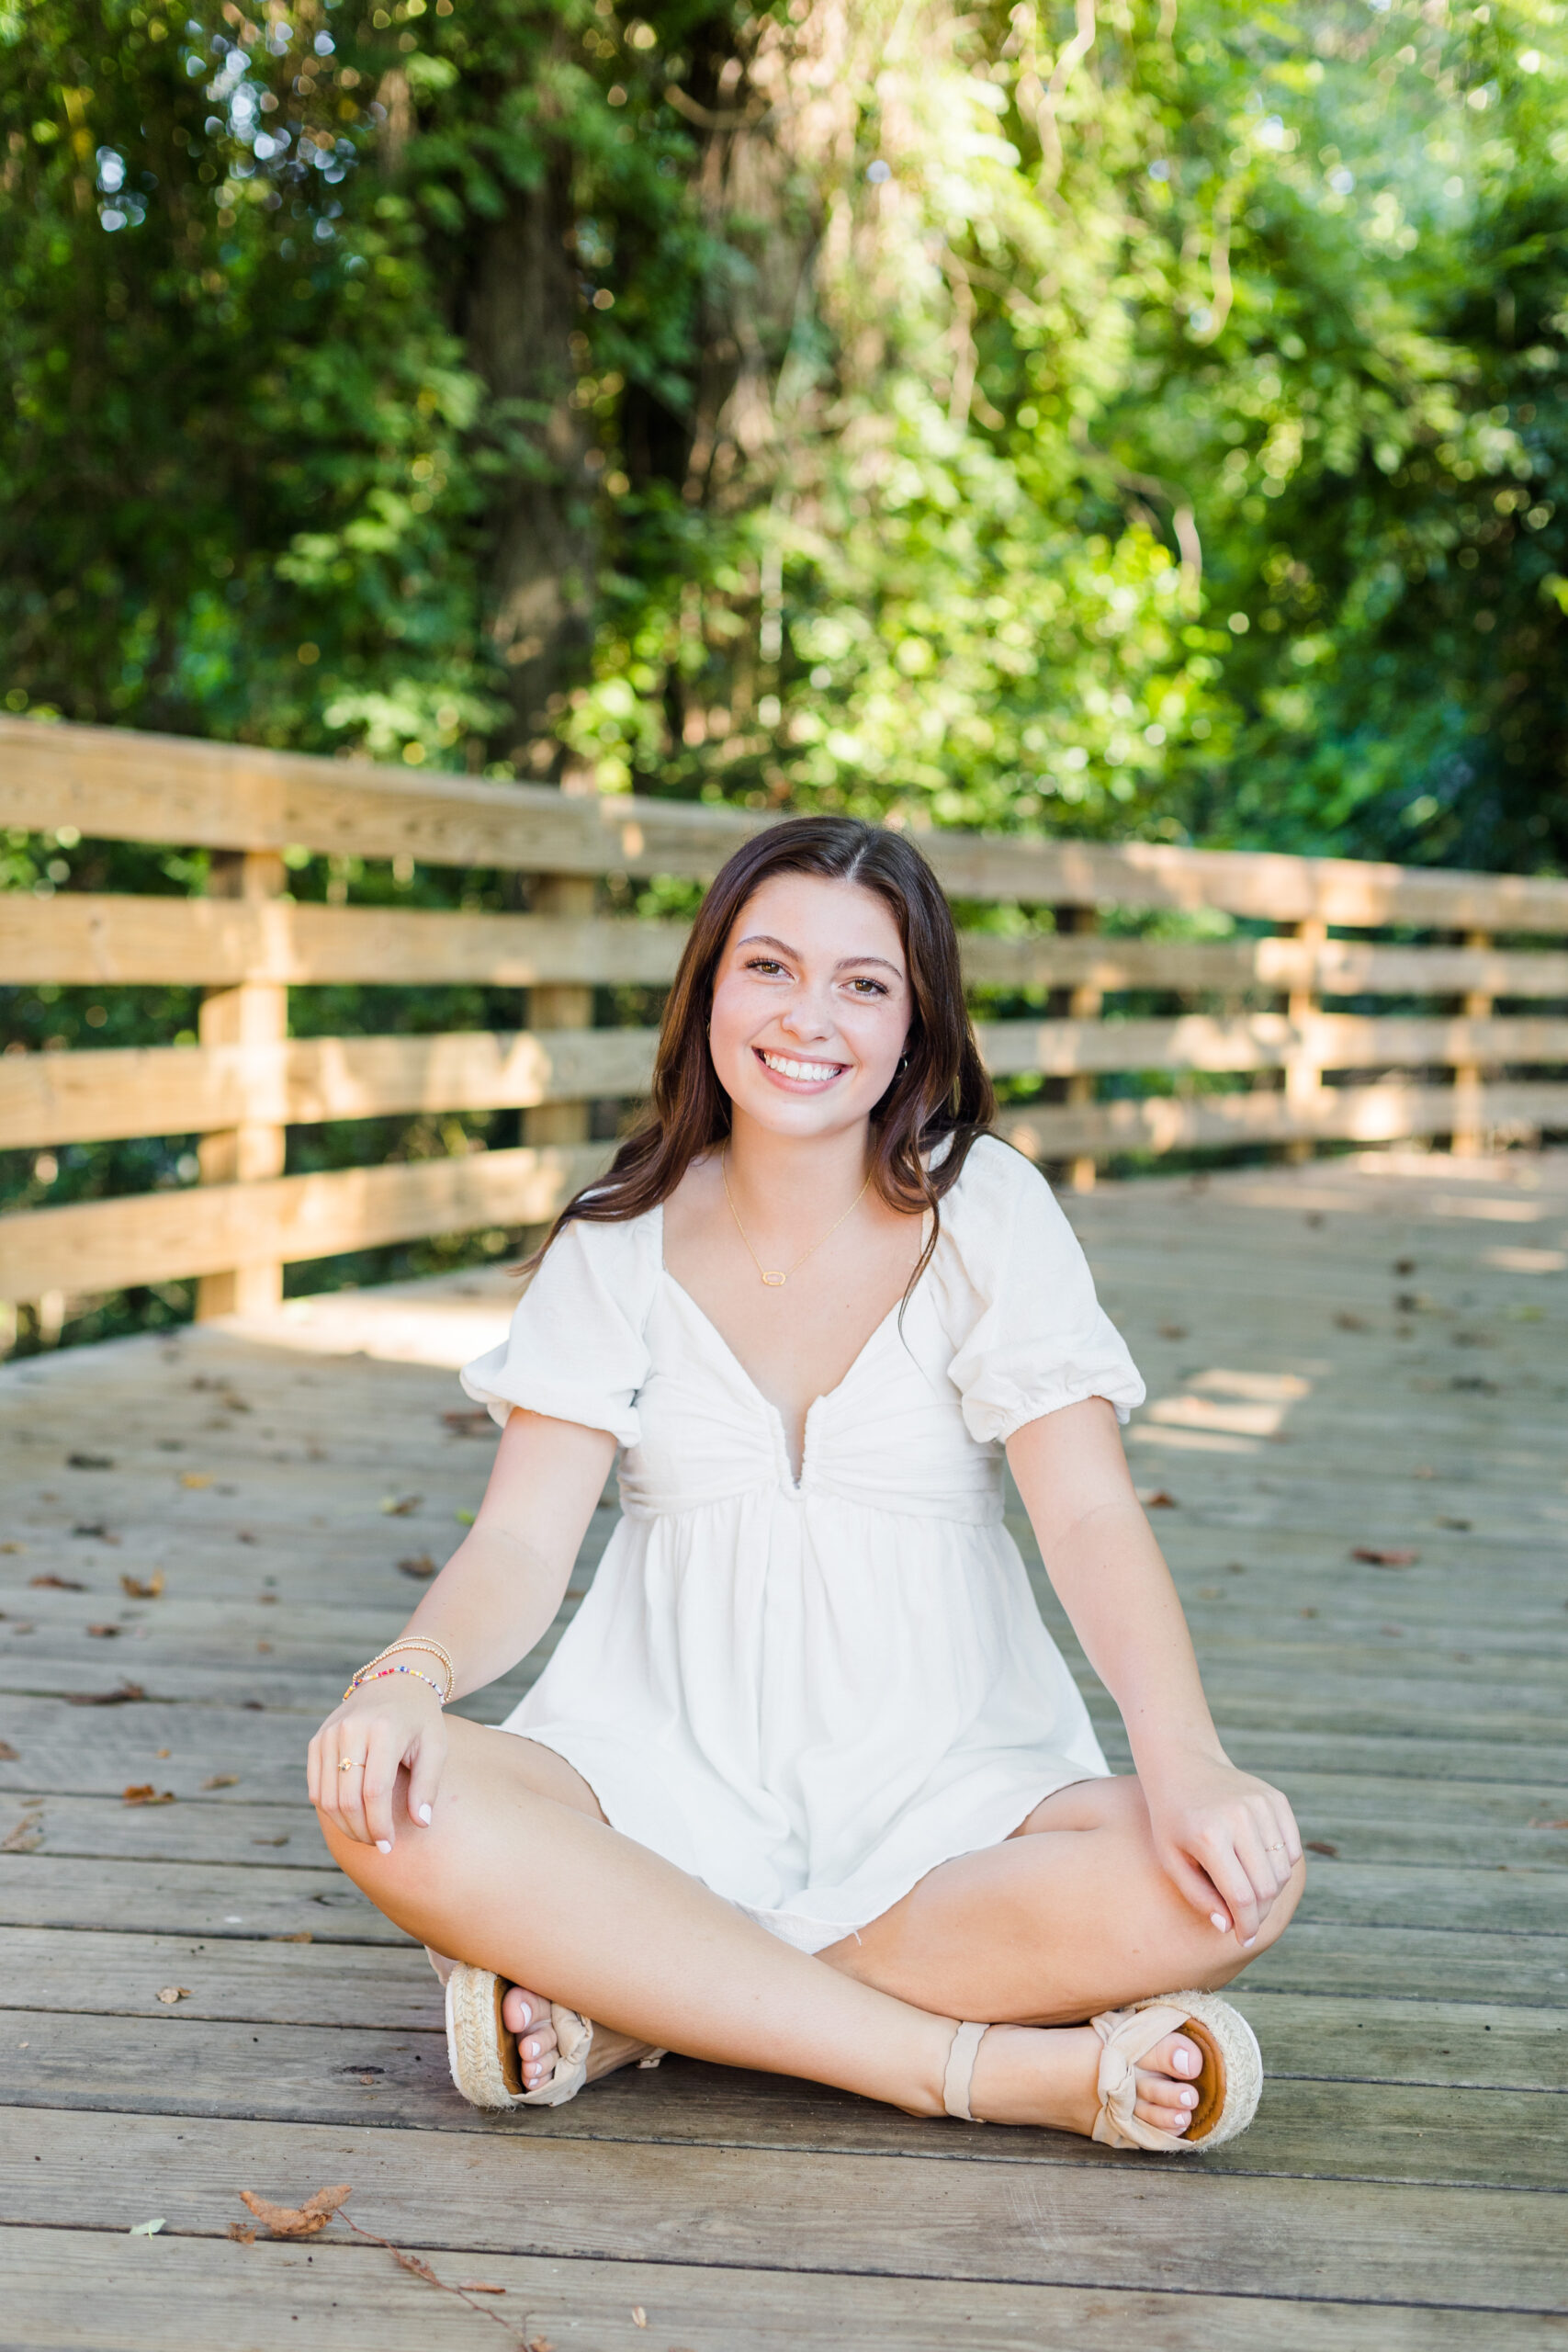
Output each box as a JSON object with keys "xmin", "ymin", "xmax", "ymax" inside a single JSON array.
[{"xmin": 307, "ymin": 1680, "xmax": 448, "ymax": 1851}]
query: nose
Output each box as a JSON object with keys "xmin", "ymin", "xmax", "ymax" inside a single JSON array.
[{"xmin": 777, "ymin": 978, "xmax": 835, "ymax": 1042}]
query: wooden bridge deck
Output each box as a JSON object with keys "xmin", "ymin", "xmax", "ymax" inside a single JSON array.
[{"xmin": 2, "ymin": 1148, "xmax": 1565, "ymax": 2350}]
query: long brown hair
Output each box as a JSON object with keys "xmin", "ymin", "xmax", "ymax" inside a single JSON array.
[{"xmin": 531, "ymin": 816, "xmax": 995, "ymax": 1283}]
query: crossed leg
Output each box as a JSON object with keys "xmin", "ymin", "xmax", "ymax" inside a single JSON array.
[{"xmin": 316, "ymin": 1719, "xmax": 1303, "ymax": 2139}]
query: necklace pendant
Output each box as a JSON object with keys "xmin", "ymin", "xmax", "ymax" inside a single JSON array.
[{"xmin": 761, "ymin": 1271, "xmax": 787, "ymax": 1288}]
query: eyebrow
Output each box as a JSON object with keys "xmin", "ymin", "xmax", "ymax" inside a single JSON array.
[{"xmin": 737, "ymin": 933, "xmax": 904, "ymax": 977}]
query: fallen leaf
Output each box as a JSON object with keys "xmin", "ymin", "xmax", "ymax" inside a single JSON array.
[
  {"xmin": 398, "ymin": 1555, "xmax": 436, "ymax": 1579},
  {"xmin": 252, "ymin": 1834, "xmax": 289, "ymax": 1847},
  {"xmin": 389, "ymin": 2247, "xmax": 441, "ymax": 2285},
  {"xmin": 527, "ymin": 2339, "xmax": 555, "ymax": 2352},
  {"xmin": 1137, "ymin": 1488, "xmax": 1178, "ymax": 1510},
  {"xmin": 128, "ymin": 2219, "xmax": 165, "ymax": 2237},
  {"xmin": 255, "ymin": 1640, "xmax": 273, "ymax": 1654},
  {"xmin": 457, "ymin": 2283, "xmax": 506, "ymax": 2294},
  {"xmin": 202, "ymin": 1774, "xmax": 240, "ymax": 1790},
  {"xmin": 29, "ymin": 1574, "xmax": 85, "ymax": 1590},
  {"xmin": 0, "ymin": 1739, "xmax": 17, "ymax": 1760},
  {"xmin": 86, "ymin": 1623, "xmax": 121, "ymax": 1638},
  {"xmin": 68, "ymin": 1452, "xmax": 115, "ymax": 1470},
  {"xmin": 123, "ymin": 1784, "xmax": 175, "ymax": 1806},
  {"xmin": 379, "ymin": 1494, "xmax": 423, "ymax": 1516},
  {"xmin": 227, "ymin": 2222, "xmax": 257, "ymax": 2244},
  {"xmin": 273, "ymin": 1930, "xmax": 313, "ymax": 1943},
  {"xmin": 1, "ymin": 1821, "xmax": 41, "ymax": 1852},
  {"xmin": 119, "ymin": 1570, "xmax": 165, "ymax": 1600},
  {"xmin": 455, "ymin": 1508, "xmax": 475, "ymax": 1526},
  {"xmin": 155, "ymin": 1985, "xmax": 192, "ymax": 2005},
  {"xmin": 1304, "ymin": 1839, "xmax": 1338, "ymax": 1858},
  {"xmin": 179, "ymin": 1473, "xmax": 212, "ymax": 1490},
  {"xmin": 1156, "ymin": 1323, "xmax": 1187, "ymax": 1340},
  {"xmin": 1530, "ymin": 1817, "xmax": 1568, "ymax": 1830},
  {"xmin": 66, "ymin": 1682, "xmax": 146, "ymax": 1706},
  {"xmin": 1351, "ymin": 1546, "xmax": 1419, "ymax": 1567},
  {"xmin": 0, "ymin": 1541, "xmax": 22, "ymax": 1553},
  {"xmin": 239, "ymin": 2184, "xmax": 353, "ymax": 2240},
  {"xmin": 154, "ymin": 1748, "xmax": 171, "ymax": 1758},
  {"xmin": 631, "ymin": 2310, "xmax": 648, "ymax": 2329}
]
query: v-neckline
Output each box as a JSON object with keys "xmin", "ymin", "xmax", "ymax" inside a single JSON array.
[{"xmin": 655, "ymin": 1204, "xmax": 918, "ymax": 1488}]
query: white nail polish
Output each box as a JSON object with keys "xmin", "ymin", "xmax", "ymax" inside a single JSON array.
[
  {"xmin": 1243, "ymin": 1934, "xmax": 1257, "ymax": 1949},
  {"xmin": 417, "ymin": 1803, "xmax": 432, "ymax": 1826},
  {"xmin": 1211, "ymin": 1912, "xmax": 1228, "ymax": 1932},
  {"xmin": 376, "ymin": 1838, "xmax": 391, "ymax": 1854}
]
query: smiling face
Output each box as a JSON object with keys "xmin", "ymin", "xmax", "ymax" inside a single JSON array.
[{"xmin": 706, "ymin": 872, "xmax": 911, "ymax": 1140}]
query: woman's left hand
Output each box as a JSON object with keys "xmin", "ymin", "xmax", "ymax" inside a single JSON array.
[{"xmin": 1145, "ymin": 1749, "xmax": 1303, "ymax": 1948}]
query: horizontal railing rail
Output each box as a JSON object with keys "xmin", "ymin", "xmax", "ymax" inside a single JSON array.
[{"xmin": 3, "ymin": 717, "xmax": 1566, "ymax": 1333}]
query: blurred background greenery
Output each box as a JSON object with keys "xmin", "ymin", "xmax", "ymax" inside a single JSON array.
[{"xmin": 4, "ymin": 0, "xmax": 1566, "ymax": 1340}]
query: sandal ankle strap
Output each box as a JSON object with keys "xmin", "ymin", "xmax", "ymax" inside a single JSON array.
[{"xmin": 942, "ymin": 2019, "xmax": 990, "ymax": 2120}]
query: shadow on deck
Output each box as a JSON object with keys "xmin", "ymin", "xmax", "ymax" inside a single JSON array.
[{"xmin": 2, "ymin": 1148, "xmax": 1565, "ymax": 2348}]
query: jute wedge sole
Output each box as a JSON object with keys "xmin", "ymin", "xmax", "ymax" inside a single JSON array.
[
  {"xmin": 444, "ymin": 1962, "xmax": 665, "ymax": 2111},
  {"xmin": 942, "ymin": 1985, "xmax": 1263, "ymax": 2152}
]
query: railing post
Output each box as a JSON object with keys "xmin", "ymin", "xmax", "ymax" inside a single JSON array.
[
  {"xmin": 523, "ymin": 875, "xmax": 596, "ymax": 1148},
  {"xmin": 1451, "ymin": 928, "xmax": 1492, "ymax": 1157},
  {"xmin": 1281, "ymin": 918, "xmax": 1325, "ymax": 1164},
  {"xmin": 1046, "ymin": 906, "xmax": 1100, "ymax": 1193},
  {"xmin": 195, "ymin": 849, "xmax": 288, "ymax": 1320}
]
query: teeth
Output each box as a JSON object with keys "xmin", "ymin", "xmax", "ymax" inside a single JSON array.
[{"xmin": 761, "ymin": 1050, "xmax": 844, "ymax": 1083}]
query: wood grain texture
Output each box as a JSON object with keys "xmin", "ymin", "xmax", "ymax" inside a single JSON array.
[
  {"xmin": 10, "ymin": 2231, "xmax": 1563, "ymax": 2352},
  {"xmin": 4, "ymin": 2108, "xmax": 1563, "ymax": 2309},
  {"xmin": 8, "ymin": 713, "xmax": 1568, "ymax": 922},
  {"xmin": 0, "ymin": 1139, "xmax": 612, "ymax": 1298}
]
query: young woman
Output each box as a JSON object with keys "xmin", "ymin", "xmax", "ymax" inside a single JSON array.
[{"xmin": 309, "ymin": 817, "xmax": 1303, "ymax": 2149}]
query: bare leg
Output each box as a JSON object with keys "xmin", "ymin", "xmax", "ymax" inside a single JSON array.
[
  {"xmin": 818, "ymin": 1774, "xmax": 1305, "ymax": 2023},
  {"xmin": 318, "ymin": 1727, "xmax": 1269, "ymax": 2137}
]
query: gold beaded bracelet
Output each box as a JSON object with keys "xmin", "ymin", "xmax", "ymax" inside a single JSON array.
[
  {"xmin": 341, "ymin": 1663, "xmax": 447, "ymax": 1706},
  {"xmin": 361, "ymin": 1637, "xmax": 456, "ymax": 1700}
]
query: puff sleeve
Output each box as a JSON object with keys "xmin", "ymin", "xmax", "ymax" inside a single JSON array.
[
  {"xmin": 457, "ymin": 1212, "xmax": 658, "ymax": 1448},
  {"xmin": 940, "ymin": 1136, "xmax": 1145, "ymax": 1444}
]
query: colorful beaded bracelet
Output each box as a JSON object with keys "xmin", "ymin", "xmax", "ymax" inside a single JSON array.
[{"xmin": 341, "ymin": 1662, "xmax": 447, "ymax": 1706}]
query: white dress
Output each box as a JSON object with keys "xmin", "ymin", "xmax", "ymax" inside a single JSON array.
[{"xmin": 459, "ymin": 1133, "xmax": 1145, "ymax": 1955}]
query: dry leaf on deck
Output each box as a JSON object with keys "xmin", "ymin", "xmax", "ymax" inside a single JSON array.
[
  {"xmin": 120, "ymin": 1571, "xmax": 165, "ymax": 1600},
  {"xmin": 68, "ymin": 1453, "xmax": 115, "ymax": 1470},
  {"xmin": 202, "ymin": 1774, "xmax": 240, "ymax": 1790},
  {"xmin": 631, "ymin": 2309, "xmax": 648, "ymax": 2329},
  {"xmin": 128, "ymin": 2219, "xmax": 165, "ymax": 2236},
  {"xmin": 179, "ymin": 1473, "xmax": 212, "ymax": 1490},
  {"xmin": 0, "ymin": 1739, "xmax": 18, "ymax": 1760},
  {"xmin": 1137, "ymin": 1489, "xmax": 1178, "ymax": 1510},
  {"xmin": 527, "ymin": 2339, "xmax": 556, "ymax": 2352},
  {"xmin": 73, "ymin": 1522, "xmax": 119, "ymax": 1544},
  {"xmin": 123, "ymin": 1783, "xmax": 175, "ymax": 1806},
  {"xmin": 29, "ymin": 1574, "xmax": 85, "ymax": 1591},
  {"xmin": 1, "ymin": 1820, "xmax": 41, "ymax": 1852},
  {"xmin": 87, "ymin": 1623, "xmax": 121, "ymax": 1638},
  {"xmin": 227, "ymin": 2222, "xmax": 257, "ymax": 2244},
  {"xmin": 1304, "ymin": 1839, "xmax": 1338, "ymax": 1858},
  {"xmin": 155, "ymin": 1985, "xmax": 192, "ymax": 2004},
  {"xmin": 273, "ymin": 1929, "xmax": 313, "ymax": 1943},
  {"xmin": 389, "ymin": 2247, "xmax": 441, "ymax": 2285},
  {"xmin": 239, "ymin": 2185, "xmax": 352, "ymax": 2239},
  {"xmin": 379, "ymin": 1494, "xmax": 423, "ymax": 1516},
  {"xmin": 67, "ymin": 1683, "xmax": 146, "ymax": 1706},
  {"xmin": 398, "ymin": 1555, "xmax": 436, "ymax": 1580},
  {"xmin": 457, "ymin": 2283, "xmax": 506, "ymax": 2293},
  {"xmin": 1350, "ymin": 1546, "xmax": 1418, "ymax": 1567}
]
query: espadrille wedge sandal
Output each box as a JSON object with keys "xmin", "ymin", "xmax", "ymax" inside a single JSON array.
[
  {"xmin": 443, "ymin": 1962, "xmax": 665, "ymax": 2112},
  {"xmin": 942, "ymin": 1987, "xmax": 1262, "ymax": 2152}
]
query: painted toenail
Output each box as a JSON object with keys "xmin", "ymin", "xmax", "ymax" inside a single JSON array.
[
  {"xmin": 523, "ymin": 2039, "xmax": 537, "ymax": 2057},
  {"xmin": 1175, "ymin": 2049, "xmax": 1197, "ymax": 2075},
  {"xmin": 515, "ymin": 2003, "xmax": 531, "ymax": 2026},
  {"xmin": 1181, "ymin": 2086, "xmax": 1198, "ymax": 2106}
]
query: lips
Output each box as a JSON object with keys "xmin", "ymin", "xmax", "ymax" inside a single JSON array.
[{"xmin": 756, "ymin": 1047, "xmax": 848, "ymax": 1084}]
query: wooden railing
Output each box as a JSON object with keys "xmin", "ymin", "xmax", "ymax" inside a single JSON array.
[{"xmin": 4, "ymin": 715, "xmax": 1568, "ymax": 1332}]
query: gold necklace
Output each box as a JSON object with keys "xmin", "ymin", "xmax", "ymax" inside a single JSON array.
[{"xmin": 721, "ymin": 1148, "xmax": 873, "ymax": 1288}]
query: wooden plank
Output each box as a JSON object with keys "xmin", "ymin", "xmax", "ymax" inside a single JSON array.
[
  {"xmin": 9, "ymin": 715, "xmax": 1568, "ymax": 926},
  {"xmin": 5, "ymin": 2107, "xmax": 1563, "ymax": 2309},
  {"xmin": 6, "ymin": 1928, "xmax": 1557, "ymax": 2094},
  {"xmin": 0, "ymin": 893, "xmax": 689, "ymax": 988},
  {"xmin": 998, "ymin": 1080, "xmax": 1568, "ymax": 1162},
  {"xmin": 0, "ymin": 1029, "xmax": 661, "ymax": 1150},
  {"xmin": 976, "ymin": 1012, "xmax": 1568, "ymax": 1080},
  {"xmin": 0, "ymin": 1854, "xmax": 410, "ymax": 1942},
  {"xmin": 16, "ymin": 894, "xmax": 1568, "ymax": 1001},
  {"xmin": 4, "ymin": 2007, "xmax": 1563, "ymax": 2191},
  {"xmin": 0, "ymin": 1141, "xmax": 612, "ymax": 1300},
  {"xmin": 11, "ymin": 2232, "xmax": 1562, "ymax": 2352}
]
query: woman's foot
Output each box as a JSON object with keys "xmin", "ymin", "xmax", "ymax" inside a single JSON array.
[
  {"xmin": 968, "ymin": 2021, "xmax": 1204, "ymax": 2139},
  {"xmin": 501, "ymin": 1984, "xmax": 558, "ymax": 2090}
]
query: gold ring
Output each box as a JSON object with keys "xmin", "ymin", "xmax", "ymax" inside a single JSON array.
[{"xmin": 338, "ymin": 1758, "xmax": 362, "ymax": 1773}]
